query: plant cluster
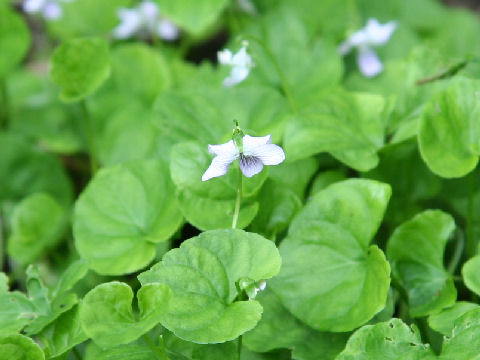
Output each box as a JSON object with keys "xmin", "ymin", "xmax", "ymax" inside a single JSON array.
[{"xmin": 1, "ymin": 0, "xmax": 480, "ymax": 359}]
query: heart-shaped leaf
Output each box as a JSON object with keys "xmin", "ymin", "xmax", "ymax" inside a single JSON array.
[
  {"xmin": 0, "ymin": 334, "xmax": 45, "ymax": 360},
  {"xmin": 80, "ymin": 282, "xmax": 172, "ymax": 348},
  {"xmin": 138, "ymin": 229, "xmax": 281, "ymax": 344}
]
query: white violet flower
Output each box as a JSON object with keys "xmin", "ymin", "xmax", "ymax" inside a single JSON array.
[
  {"xmin": 113, "ymin": 0, "xmax": 179, "ymax": 41},
  {"xmin": 217, "ymin": 45, "xmax": 254, "ymax": 87},
  {"xmin": 338, "ymin": 18, "xmax": 397, "ymax": 77},
  {"xmin": 202, "ymin": 133, "xmax": 285, "ymax": 181},
  {"xmin": 23, "ymin": 0, "xmax": 73, "ymax": 20},
  {"xmin": 249, "ymin": 280, "xmax": 267, "ymax": 300}
]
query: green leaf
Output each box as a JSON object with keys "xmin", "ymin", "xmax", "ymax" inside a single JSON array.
[
  {"xmin": 74, "ymin": 159, "xmax": 183, "ymax": 275},
  {"xmin": 38, "ymin": 305, "xmax": 88, "ymax": 358},
  {"xmin": 440, "ymin": 308, "xmax": 480, "ymax": 359},
  {"xmin": 462, "ymin": 254, "xmax": 480, "ymax": 296},
  {"xmin": 387, "ymin": 210, "xmax": 457, "ymax": 317},
  {"xmin": 428, "ymin": 302, "xmax": 480, "ymax": 336},
  {"xmin": 0, "ymin": 133, "xmax": 73, "ymax": 208},
  {"xmin": 106, "ymin": 43, "xmax": 171, "ymax": 104},
  {"xmin": 336, "ymin": 319, "xmax": 435, "ymax": 360},
  {"xmin": 270, "ymin": 179, "xmax": 391, "ymax": 332},
  {"xmin": 0, "ymin": 6, "xmax": 30, "ymax": 78},
  {"xmin": 283, "ymin": 90, "xmax": 385, "ymax": 171},
  {"xmin": 0, "ymin": 334, "xmax": 45, "ymax": 360},
  {"xmin": 418, "ymin": 78, "xmax": 480, "ymax": 178},
  {"xmin": 138, "ymin": 229, "xmax": 282, "ymax": 343},
  {"xmin": 154, "ymin": 0, "xmax": 228, "ymax": 35},
  {"xmin": 80, "ymin": 282, "xmax": 172, "ymax": 348},
  {"xmin": 243, "ymin": 288, "xmax": 349, "ymax": 360},
  {"xmin": 48, "ymin": 0, "xmax": 131, "ymax": 38},
  {"xmin": 0, "ymin": 276, "xmax": 36, "ymax": 337},
  {"xmin": 249, "ymin": 179, "xmax": 302, "ymax": 239},
  {"xmin": 170, "ymin": 141, "xmax": 266, "ymax": 230},
  {"xmin": 7, "ymin": 193, "xmax": 66, "ymax": 265},
  {"xmin": 50, "ymin": 37, "xmax": 111, "ymax": 102}
]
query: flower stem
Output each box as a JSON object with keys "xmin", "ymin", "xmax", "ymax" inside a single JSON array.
[
  {"xmin": 237, "ymin": 335, "xmax": 243, "ymax": 360},
  {"xmin": 80, "ymin": 100, "xmax": 98, "ymax": 175},
  {"xmin": 142, "ymin": 334, "xmax": 169, "ymax": 360},
  {"xmin": 467, "ymin": 174, "xmax": 476, "ymax": 258},
  {"xmin": 232, "ymin": 169, "xmax": 243, "ymax": 229},
  {"xmin": 242, "ymin": 35, "xmax": 297, "ymax": 113},
  {"xmin": 0, "ymin": 79, "xmax": 9, "ymax": 129},
  {"xmin": 448, "ymin": 229, "xmax": 465, "ymax": 275},
  {"xmin": 0, "ymin": 207, "xmax": 5, "ymax": 272}
]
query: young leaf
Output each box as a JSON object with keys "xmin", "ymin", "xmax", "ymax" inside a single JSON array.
[
  {"xmin": 428, "ymin": 302, "xmax": 480, "ymax": 336},
  {"xmin": 336, "ymin": 319, "xmax": 435, "ymax": 360},
  {"xmin": 154, "ymin": 0, "xmax": 229, "ymax": 35},
  {"xmin": 387, "ymin": 210, "xmax": 457, "ymax": 317},
  {"xmin": 38, "ymin": 305, "xmax": 88, "ymax": 358},
  {"xmin": 418, "ymin": 78, "xmax": 480, "ymax": 178},
  {"xmin": 0, "ymin": 5, "xmax": 30, "ymax": 78},
  {"xmin": 439, "ymin": 308, "xmax": 480, "ymax": 359},
  {"xmin": 74, "ymin": 159, "xmax": 183, "ymax": 275},
  {"xmin": 270, "ymin": 179, "xmax": 391, "ymax": 332},
  {"xmin": 50, "ymin": 37, "xmax": 111, "ymax": 102},
  {"xmin": 138, "ymin": 229, "xmax": 282, "ymax": 344},
  {"xmin": 283, "ymin": 90, "xmax": 385, "ymax": 171},
  {"xmin": 80, "ymin": 282, "xmax": 172, "ymax": 348},
  {"xmin": 7, "ymin": 193, "xmax": 66, "ymax": 265},
  {"xmin": 0, "ymin": 334, "xmax": 45, "ymax": 360}
]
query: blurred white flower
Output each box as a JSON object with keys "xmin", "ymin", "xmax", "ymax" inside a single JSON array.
[
  {"xmin": 236, "ymin": 0, "xmax": 257, "ymax": 15},
  {"xmin": 202, "ymin": 134, "xmax": 285, "ymax": 181},
  {"xmin": 249, "ymin": 280, "xmax": 267, "ymax": 300},
  {"xmin": 23, "ymin": 0, "xmax": 73, "ymax": 20},
  {"xmin": 217, "ymin": 45, "xmax": 254, "ymax": 87},
  {"xmin": 339, "ymin": 18, "xmax": 397, "ymax": 77},
  {"xmin": 113, "ymin": 0, "xmax": 180, "ymax": 41}
]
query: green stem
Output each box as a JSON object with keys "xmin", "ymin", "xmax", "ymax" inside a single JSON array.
[
  {"xmin": 80, "ymin": 100, "xmax": 98, "ymax": 175},
  {"xmin": 72, "ymin": 347, "xmax": 82, "ymax": 360},
  {"xmin": 467, "ymin": 174, "xmax": 476, "ymax": 258},
  {"xmin": 0, "ymin": 208, "xmax": 4, "ymax": 272},
  {"xmin": 242, "ymin": 35, "xmax": 297, "ymax": 113},
  {"xmin": 0, "ymin": 79, "xmax": 9, "ymax": 130},
  {"xmin": 232, "ymin": 169, "xmax": 243, "ymax": 229},
  {"xmin": 237, "ymin": 335, "xmax": 243, "ymax": 360},
  {"xmin": 448, "ymin": 230, "xmax": 465, "ymax": 275},
  {"xmin": 142, "ymin": 334, "xmax": 169, "ymax": 360}
]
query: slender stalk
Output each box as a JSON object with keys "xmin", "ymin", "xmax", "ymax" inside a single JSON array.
[
  {"xmin": 0, "ymin": 208, "xmax": 4, "ymax": 272},
  {"xmin": 142, "ymin": 334, "xmax": 169, "ymax": 360},
  {"xmin": 80, "ymin": 100, "xmax": 98, "ymax": 175},
  {"xmin": 237, "ymin": 335, "xmax": 243, "ymax": 360},
  {"xmin": 242, "ymin": 35, "xmax": 297, "ymax": 113},
  {"xmin": 467, "ymin": 174, "xmax": 476, "ymax": 258},
  {"xmin": 232, "ymin": 169, "xmax": 243, "ymax": 229},
  {"xmin": 0, "ymin": 79, "xmax": 9, "ymax": 129},
  {"xmin": 447, "ymin": 230, "xmax": 464, "ymax": 275}
]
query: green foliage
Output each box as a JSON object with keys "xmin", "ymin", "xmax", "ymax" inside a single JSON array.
[
  {"xmin": 462, "ymin": 255, "xmax": 480, "ymax": 296},
  {"xmin": 50, "ymin": 37, "xmax": 111, "ymax": 102},
  {"xmin": 138, "ymin": 229, "xmax": 281, "ymax": 343},
  {"xmin": 80, "ymin": 282, "xmax": 172, "ymax": 347},
  {"xmin": 0, "ymin": 6, "xmax": 30, "ymax": 79},
  {"xmin": 74, "ymin": 159, "xmax": 183, "ymax": 275},
  {"xmin": 428, "ymin": 302, "xmax": 480, "ymax": 336},
  {"xmin": 0, "ymin": 334, "xmax": 45, "ymax": 360},
  {"xmin": 271, "ymin": 179, "xmax": 391, "ymax": 332},
  {"xmin": 387, "ymin": 210, "xmax": 457, "ymax": 317},
  {"xmin": 7, "ymin": 193, "xmax": 66, "ymax": 265}
]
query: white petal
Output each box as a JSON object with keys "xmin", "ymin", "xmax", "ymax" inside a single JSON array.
[
  {"xmin": 248, "ymin": 144, "xmax": 285, "ymax": 165},
  {"xmin": 218, "ymin": 49, "xmax": 233, "ymax": 65},
  {"xmin": 139, "ymin": 1, "xmax": 159, "ymax": 19},
  {"xmin": 242, "ymin": 135, "xmax": 271, "ymax": 153},
  {"xmin": 348, "ymin": 29, "xmax": 368, "ymax": 48},
  {"xmin": 207, "ymin": 140, "xmax": 238, "ymax": 157},
  {"xmin": 202, "ymin": 155, "xmax": 236, "ymax": 181},
  {"xmin": 113, "ymin": 10, "xmax": 141, "ymax": 38},
  {"xmin": 239, "ymin": 155, "xmax": 264, "ymax": 178},
  {"xmin": 357, "ymin": 47, "xmax": 383, "ymax": 77},
  {"xmin": 43, "ymin": 2, "xmax": 62, "ymax": 20},
  {"xmin": 338, "ymin": 40, "xmax": 353, "ymax": 55},
  {"xmin": 232, "ymin": 46, "xmax": 253, "ymax": 68},
  {"xmin": 23, "ymin": 0, "xmax": 46, "ymax": 12},
  {"xmin": 157, "ymin": 19, "xmax": 179, "ymax": 40},
  {"xmin": 237, "ymin": 0, "xmax": 257, "ymax": 14},
  {"xmin": 223, "ymin": 66, "xmax": 250, "ymax": 87},
  {"xmin": 365, "ymin": 18, "xmax": 397, "ymax": 46}
]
